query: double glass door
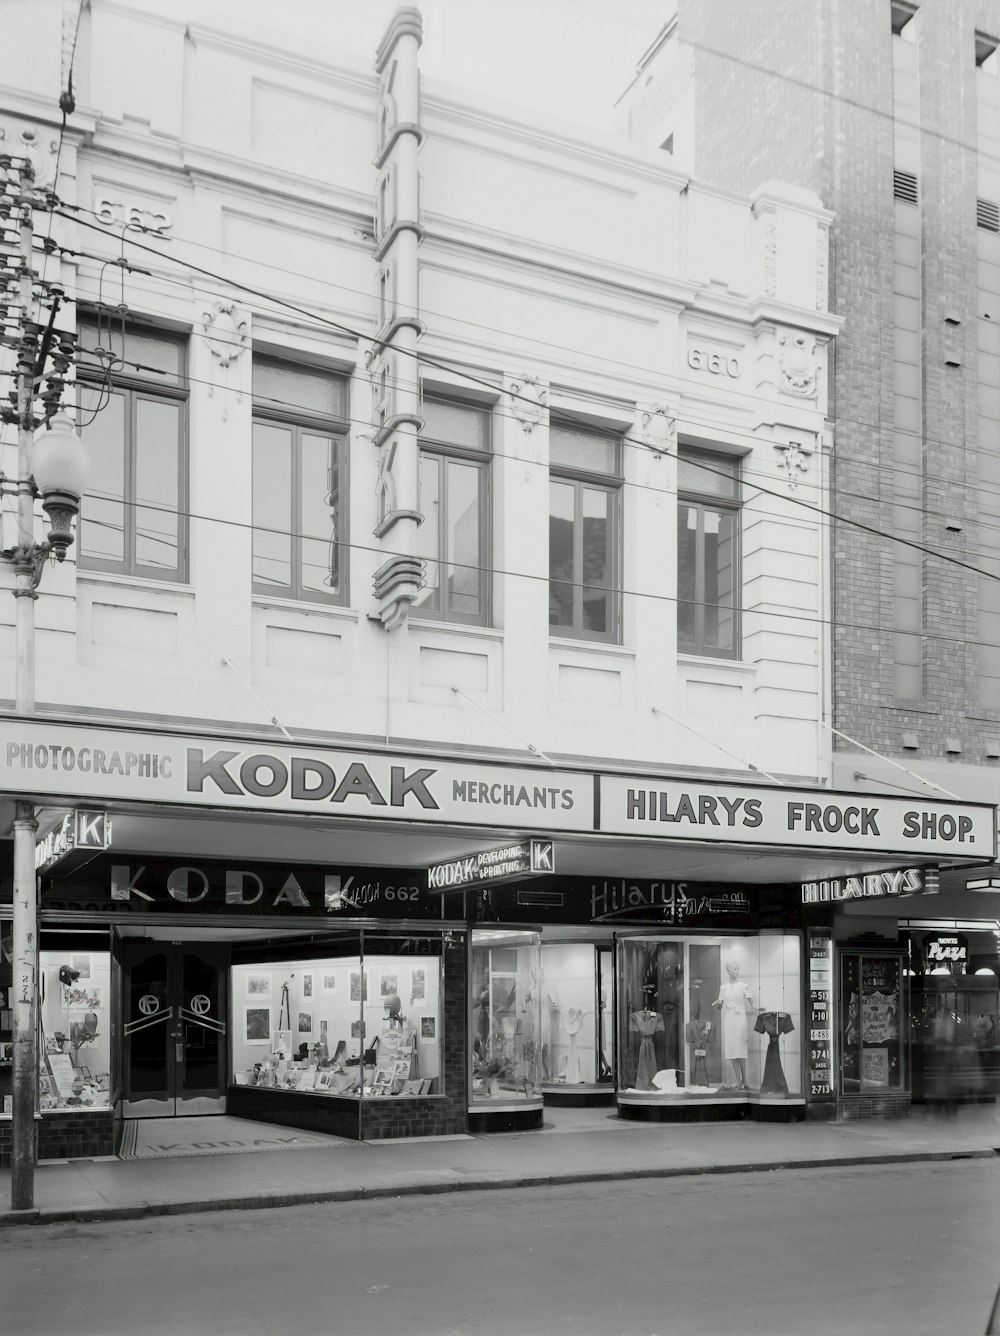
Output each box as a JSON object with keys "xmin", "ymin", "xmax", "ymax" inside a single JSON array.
[{"xmin": 123, "ymin": 942, "xmax": 228, "ymax": 1117}]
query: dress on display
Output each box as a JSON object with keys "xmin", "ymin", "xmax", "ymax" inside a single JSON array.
[
  {"xmin": 564, "ymin": 1006, "xmax": 585, "ymax": 1083},
  {"xmin": 630, "ymin": 1009, "xmax": 664, "ymax": 1090},
  {"xmin": 754, "ymin": 1010, "xmax": 795, "ymax": 1094},
  {"xmin": 715, "ymin": 980, "xmax": 753, "ymax": 1059}
]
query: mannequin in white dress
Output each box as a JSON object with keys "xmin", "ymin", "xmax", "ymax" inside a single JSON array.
[{"xmin": 712, "ymin": 960, "xmax": 754, "ymax": 1089}]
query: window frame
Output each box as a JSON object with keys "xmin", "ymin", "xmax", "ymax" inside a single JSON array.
[
  {"xmin": 251, "ymin": 356, "xmax": 350, "ymax": 606},
  {"xmin": 76, "ymin": 321, "xmax": 189, "ymax": 582},
  {"xmin": 676, "ymin": 445, "xmax": 742, "ymax": 661},
  {"xmin": 412, "ymin": 393, "xmax": 492, "ymax": 627},
  {"xmin": 548, "ymin": 418, "xmax": 623, "ymax": 644}
]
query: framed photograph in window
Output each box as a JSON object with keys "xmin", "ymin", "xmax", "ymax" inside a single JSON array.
[
  {"xmin": 410, "ymin": 967, "xmax": 426, "ymax": 1004},
  {"xmin": 350, "ymin": 970, "xmax": 367, "ymax": 1002},
  {"xmin": 380, "ymin": 973, "xmax": 399, "ymax": 999},
  {"xmin": 421, "ymin": 1016, "xmax": 436, "ymax": 1040},
  {"xmin": 301, "ymin": 973, "xmax": 313, "ymax": 999},
  {"xmin": 401, "ymin": 1079, "xmax": 423, "ymax": 1095},
  {"xmin": 322, "ymin": 971, "xmax": 338, "ymax": 993},
  {"xmin": 244, "ymin": 1006, "xmax": 271, "ymax": 1044},
  {"xmin": 297, "ymin": 1010, "xmax": 312, "ymax": 1034},
  {"xmin": 245, "ymin": 975, "xmax": 272, "ymax": 1001}
]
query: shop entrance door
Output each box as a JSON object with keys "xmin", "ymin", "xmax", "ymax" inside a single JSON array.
[{"xmin": 122, "ymin": 942, "xmax": 229, "ymax": 1117}]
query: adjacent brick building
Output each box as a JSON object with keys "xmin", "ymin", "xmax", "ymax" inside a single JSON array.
[{"xmin": 618, "ymin": 0, "xmax": 1000, "ymax": 804}]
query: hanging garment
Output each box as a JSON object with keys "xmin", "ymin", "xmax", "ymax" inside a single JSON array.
[
  {"xmin": 630, "ymin": 1010, "xmax": 664, "ymax": 1090},
  {"xmin": 754, "ymin": 1010, "xmax": 795, "ymax": 1094},
  {"xmin": 565, "ymin": 1006, "xmax": 586, "ymax": 1083}
]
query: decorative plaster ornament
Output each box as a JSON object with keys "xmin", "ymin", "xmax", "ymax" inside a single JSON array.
[
  {"xmin": 0, "ymin": 124, "xmax": 59, "ymax": 189},
  {"xmin": 778, "ymin": 332, "xmax": 819, "ymax": 398},
  {"xmin": 638, "ymin": 404, "xmax": 675, "ymax": 455},
  {"xmin": 508, "ymin": 375, "xmax": 548, "ymax": 432},
  {"xmin": 201, "ymin": 302, "xmax": 248, "ymax": 421},
  {"xmin": 763, "ymin": 219, "xmax": 777, "ymax": 297},
  {"xmin": 774, "ymin": 440, "xmax": 811, "ymax": 490}
]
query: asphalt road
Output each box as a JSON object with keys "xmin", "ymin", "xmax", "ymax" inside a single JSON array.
[{"xmin": 2, "ymin": 1159, "xmax": 998, "ymax": 1336}]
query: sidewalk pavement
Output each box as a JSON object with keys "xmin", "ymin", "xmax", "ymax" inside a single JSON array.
[{"xmin": 2, "ymin": 1102, "xmax": 998, "ymax": 1228}]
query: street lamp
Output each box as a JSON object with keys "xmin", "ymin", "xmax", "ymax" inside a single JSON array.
[{"xmin": 8, "ymin": 411, "xmax": 87, "ymax": 1213}]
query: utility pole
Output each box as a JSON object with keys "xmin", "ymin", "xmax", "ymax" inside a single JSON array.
[{"xmin": 1, "ymin": 152, "xmax": 82, "ymax": 1211}]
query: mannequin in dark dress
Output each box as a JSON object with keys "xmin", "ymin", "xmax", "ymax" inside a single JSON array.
[{"xmin": 754, "ymin": 1010, "xmax": 795, "ymax": 1094}]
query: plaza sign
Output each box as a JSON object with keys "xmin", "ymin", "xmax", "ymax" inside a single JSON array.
[{"xmin": 427, "ymin": 839, "xmax": 554, "ymax": 891}]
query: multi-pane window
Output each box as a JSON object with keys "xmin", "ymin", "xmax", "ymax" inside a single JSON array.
[
  {"xmin": 548, "ymin": 421, "xmax": 621, "ymax": 642},
  {"xmin": 252, "ymin": 358, "xmax": 348, "ymax": 603},
  {"xmin": 412, "ymin": 395, "xmax": 490, "ymax": 624},
  {"xmin": 677, "ymin": 447, "xmax": 740, "ymax": 658},
  {"xmin": 77, "ymin": 317, "xmax": 187, "ymax": 580}
]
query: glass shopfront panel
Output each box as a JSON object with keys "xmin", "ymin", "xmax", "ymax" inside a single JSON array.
[
  {"xmin": 839, "ymin": 952, "xmax": 906, "ymax": 1095},
  {"xmin": 471, "ymin": 929, "xmax": 541, "ymax": 1102},
  {"xmin": 231, "ymin": 936, "xmax": 443, "ymax": 1099},
  {"xmin": 538, "ymin": 942, "xmax": 614, "ymax": 1086},
  {"xmin": 617, "ymin": 933, "xmax": 801, "ymax": 1098},
  {"xmin": 39, "ymin": 947, "xmax": 113, "ymax": 1110}
]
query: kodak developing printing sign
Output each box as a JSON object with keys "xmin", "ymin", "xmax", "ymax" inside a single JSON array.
[
  {"xmin": 599, "ymin": 778, "xmax": 997, "ymax": 860},
  {"xmin": 0, "ymin": 720, "xmax": 593, "ymax": 833}
]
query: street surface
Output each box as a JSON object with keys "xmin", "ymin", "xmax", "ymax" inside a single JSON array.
[{"xmin": 2, "ymin": 1159, "xmax": 998, "ymax": 1336}]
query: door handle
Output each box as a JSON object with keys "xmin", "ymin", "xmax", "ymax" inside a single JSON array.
[{"xmin": 175, "ymin": 1041, "xmax": 184, "ymax": 1063}]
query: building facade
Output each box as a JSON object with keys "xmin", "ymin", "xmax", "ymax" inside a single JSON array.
[
  {"xmin": 618, "ymin": 0, "xmax": 1000, "ymax": 1106},
  {"xmin": 0, "ymin": 0, "xmax": 991, "ymax": 1170}
]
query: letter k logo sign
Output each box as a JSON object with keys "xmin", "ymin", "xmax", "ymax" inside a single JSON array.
[{"xmin": 531, "ymin": 840, "xmax": 554, "ymax": 872}]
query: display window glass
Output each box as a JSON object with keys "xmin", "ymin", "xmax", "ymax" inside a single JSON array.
[
  {"xmin": 471, "ymin": 929, "xmax": 541, "ymax": 1102},
  {"xmin": 616, "ymin": 933, "xmax": 801, "ymax": 1098},
  {"xmin": 38, "ymin": 947, "xmax": 113, "ymax": 1110},
  {"xmin": 537, "ymin": 942, "xmax": 614, "ymax": 1086},
  {"xmin": 839, "ymin": 952, "xmax": 906, "ymax": 1095},
  {"xmin": 231, "ymin": 936, "xmax": 442, "ymax": 1098}
]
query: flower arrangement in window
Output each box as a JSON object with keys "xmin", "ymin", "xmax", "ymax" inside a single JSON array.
[{"xmin": 474, "ymin": 1032, "xmax": 512, "ymax": 1091}]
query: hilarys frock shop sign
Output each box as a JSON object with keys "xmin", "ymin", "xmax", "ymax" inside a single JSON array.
[{"xmin": 0, "ymin": 720, "xmax": 995, "ymax": 860}]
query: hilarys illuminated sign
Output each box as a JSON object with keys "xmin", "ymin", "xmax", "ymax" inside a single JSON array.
[
  {"xmin": 801, "ymin": 867, "xmax": 935, "ymax": 904},
  {"xmin": 599, "ymin": 777, "xmax": 996, "ymax": 860},
  {"xmin": 0, "ymin": 720, "xmax": 592, "ymax": 834}
]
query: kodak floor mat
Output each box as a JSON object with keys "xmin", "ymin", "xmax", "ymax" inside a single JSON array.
[{"xmin": 118, "ymin": 1115, "xmax": 352, "ymax": 1160}]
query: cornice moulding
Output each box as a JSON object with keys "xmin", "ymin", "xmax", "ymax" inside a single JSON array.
[
  {"xmin": 749, "ymin": 299, "xmax": 843, "ymax": 338},
  {"xmin": 0, "ymin": 89, "xmax": 98, "ymax": 134},
  {"xmin": 92, "ymin": 0, "xmax": 188, "ymax": 33},
  {"xmin": 185, "ymin": 22, "xmax": 377, "ymax": 98}
]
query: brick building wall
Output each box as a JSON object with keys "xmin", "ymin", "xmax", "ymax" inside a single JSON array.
[{"xmin": 626, "ymin": 0, "xmax": 1000, "ymax": 789}]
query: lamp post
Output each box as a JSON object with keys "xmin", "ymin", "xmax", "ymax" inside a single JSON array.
[{"xmin": 7, "ymin": 159, "xmax": 88, "ymax": 1211}]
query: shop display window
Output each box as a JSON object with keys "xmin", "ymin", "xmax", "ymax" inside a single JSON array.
[
  {"xmin": 617, "ymin": 933, "xmax": 801, "ymax": 1098},
  {"xmin": 470, "ymin": 929, "xmax": 541, "ymax": 1102},
  {"xmin": 537, "ymin": 942, "xmax": 614, "ymax": 1086},
  {"xmin": 839, "ymin": 952, "xmax": 906, "ymax": 1095},
  {"xmin": 231, "ymin": 936, "xmax": 442, "ymax": 1098},
  {"xmin": 38, "ymin": 948, "xmax": 113, "ymax": 1110}
]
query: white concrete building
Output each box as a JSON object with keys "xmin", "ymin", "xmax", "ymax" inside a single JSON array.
[{"xmin": 0, "ymin": 3, "xmax": 988, "ymax": 1159}]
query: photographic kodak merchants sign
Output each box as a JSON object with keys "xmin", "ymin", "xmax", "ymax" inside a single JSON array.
[
  {"xmin": 0, "ymin": 720, "xmax": 593, "ymax": 833},
  {"xmin": 599, "ymin": 777, "xmax": 996, "ymax": 860}
]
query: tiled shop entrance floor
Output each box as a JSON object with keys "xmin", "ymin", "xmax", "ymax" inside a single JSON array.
[{"xmin": 119, "ymin": 1115, "xmax": 352, "ymax": 1160}]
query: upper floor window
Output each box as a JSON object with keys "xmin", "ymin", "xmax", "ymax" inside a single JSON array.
[
  {"xmin": 677, "ymin": 447, "xmax": 740, "ymax": 659},
  {"xmin": 77, "ymin": 316, "xmax": 188, "ymax": 581},
  {"xmin": 412, "ymin": 395, "xmax": 491, "ymax": 625},
  {"xmin": 549, "ymin": 420, "xmax": 622, "ymax": 642},
  {"xmin": 252, "ymin": 357, "xmax": 349, "ymax": 603}
]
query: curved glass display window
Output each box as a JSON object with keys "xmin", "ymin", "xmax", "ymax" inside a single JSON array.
[
  {"xmin": 470, "ymin": 929, "xmax": 541, "ymax": 1103},
  {"xmin": 617, "ymin": 933, "xmax": 801, "ymax": 1100},
  {"xmin": 39, "ymin": 948, "xmax": 113, "ymax": 1110}
]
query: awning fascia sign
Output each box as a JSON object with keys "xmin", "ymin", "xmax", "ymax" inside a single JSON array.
[
  {"xmin": 427, "ymin": 839, "xmax": 554, "ymax": 892},
  {"xmin": 0, "ymin": 719, "xmax": 995, "ymax": 863},
  {"xmin": 35, "ymin": 809, "xmax": 111, "ymax": 874}
]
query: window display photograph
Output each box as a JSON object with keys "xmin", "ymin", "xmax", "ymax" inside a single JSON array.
[
  {"xmin": 470, "ymin": 929, "xmax": 541, "ymax": 1102},
  {"xmin": 231, "ymin": 944, "xmax": 442, "ymax": 1099},
  {"xmin": 38, "ymin": 949, "xmax": 113, "ymax": 1110},
  {"xmin": 617, "ymin": 934, "xmax": 801, "ymax": 1100}
]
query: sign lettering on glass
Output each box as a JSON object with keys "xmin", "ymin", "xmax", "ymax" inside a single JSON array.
[{"xmin": 807, "ymin": 930, "xmax": 835, "ymax": 1101}]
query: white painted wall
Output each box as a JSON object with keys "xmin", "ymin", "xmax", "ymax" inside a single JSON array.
[{"xmin": 0, "ymin": 0, "xmax": 837, "ymax": 785}]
